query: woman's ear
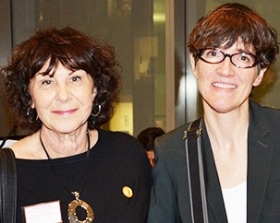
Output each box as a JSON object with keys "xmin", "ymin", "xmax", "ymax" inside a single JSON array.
[
  {"xmin": 92, "ymin": 87, "xmax": 97, "ymax": 99},
  {"xmin": 253, "ymin": 68, "xmax": 267, "ymax": 87},
  {"xmin": 189, "ymin": 53, "xmax": 198, "ymax": 78}
]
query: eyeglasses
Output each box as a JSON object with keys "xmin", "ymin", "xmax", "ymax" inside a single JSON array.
[{"xmin": 198, "ymin": 48, "xmax": 258, "ymax": 69}]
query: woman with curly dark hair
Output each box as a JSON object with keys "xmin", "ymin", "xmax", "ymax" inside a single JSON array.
[{"xmin": 1, "ymin": 27, "xmax": 152, "ymax": 223}]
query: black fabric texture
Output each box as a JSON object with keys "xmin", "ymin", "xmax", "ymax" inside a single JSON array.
[{"xmin": 16, "ymin": 129, "xmax": 152, "ymax": 223}]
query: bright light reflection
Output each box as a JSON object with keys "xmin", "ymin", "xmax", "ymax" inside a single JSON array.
[{"xmin": 153, "ymin": 13, "xmax": 166, "ymax": 23}]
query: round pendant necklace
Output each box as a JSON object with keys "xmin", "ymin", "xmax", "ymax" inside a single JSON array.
[{"xmin": 39, "ymin": 131, "xmax": 94, "ymax": 223}]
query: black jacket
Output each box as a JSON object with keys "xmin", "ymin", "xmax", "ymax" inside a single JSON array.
[{"xmin": 148, "ymin": 100, "xmax": 280, "ymax": 223}]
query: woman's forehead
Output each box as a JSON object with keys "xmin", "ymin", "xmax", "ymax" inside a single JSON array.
[{"xmin": 218, "ymin": 37, "xmax": 255, "ymax": 53}]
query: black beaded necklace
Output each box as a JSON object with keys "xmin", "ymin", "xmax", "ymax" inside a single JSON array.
[{"xmin": 39, "ymin": 130, "xmax": 94, "ymax": 223}]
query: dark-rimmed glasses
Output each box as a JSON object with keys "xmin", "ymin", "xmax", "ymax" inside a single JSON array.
[{"xmin": 198, "ymin": 48, "xmax": 258, "ymax": 69}]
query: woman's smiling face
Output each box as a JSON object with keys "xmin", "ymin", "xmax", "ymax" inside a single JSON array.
[
  {"xmin": 29, "ymin": 59, "xmax": 96, "ymax": 134},
  {"xmin": 190, "ymin": 38, "xmax": 267, "ymax": 114}
]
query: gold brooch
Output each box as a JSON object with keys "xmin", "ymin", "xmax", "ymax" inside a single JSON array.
[{"xmin": 122, "ymin": 186, "xmax": 133, "ymax": 198}]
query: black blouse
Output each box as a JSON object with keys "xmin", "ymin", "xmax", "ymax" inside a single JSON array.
[{"xmin": 16, "ymin": 129, "xmax": 152, "ymax": 223}]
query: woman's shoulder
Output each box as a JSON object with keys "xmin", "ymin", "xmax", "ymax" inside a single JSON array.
[
  {"xmin": 97, "ymin": 129, "xmax": 151, "ymax": 169},
  {"xmin": 98, "ymin": 129, "xmax": 140, "ymax": 144},
  {"xmin": 1, "ymin": 139, "xmax": 18, "ymax": 148},
  {"xmin": 97, "ymin": 129, "xmax": 146, "ymax": 156},
  {"xmin": 251, "ymin": 101, "xmax": 280, "ymax": 124},
  {"xmin": 156, "ymin": 124, "xmax": 188, "ymax": 145},
  {"xmin": 10, "ymin": 133, "xmax": 42, "ymax": 159}
]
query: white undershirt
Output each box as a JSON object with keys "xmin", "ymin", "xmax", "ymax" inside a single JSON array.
[{"xmin": 222, "ymin": 181, "xmax": 247, "ymax": 223}]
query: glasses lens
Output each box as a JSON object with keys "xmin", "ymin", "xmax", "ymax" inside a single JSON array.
[
  {"xmin": 199, "ymin": 49, "xmax": 257, "ymax": 68},
  {"xmin": 199, "ymin": 49, "xmax": 224, "ymax": 64},
  {"xmin": 232, "ymin": 53, "xmax": 256, "ymax": 68}
]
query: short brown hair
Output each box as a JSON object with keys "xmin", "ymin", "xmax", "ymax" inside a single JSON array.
[{"xmin": 188, "ymin": 3, "xmax": 279, "ymax": 69}]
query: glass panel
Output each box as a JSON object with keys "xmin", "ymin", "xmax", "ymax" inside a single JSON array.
[{"xmin": 11, "ymin": 0, "xmax": 166, "ymax": 136}]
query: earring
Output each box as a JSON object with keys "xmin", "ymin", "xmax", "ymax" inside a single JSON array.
[
  {"xmin": 27, "ymin": 107, "xmax": 31, "ymax": 116},
  {"xmin": 27, "ymin": 107, "xmax": 35, "ymax": 116},
  {"xmin": 91, "ymin": 104, "xmax": 101, "ymax": 117}
]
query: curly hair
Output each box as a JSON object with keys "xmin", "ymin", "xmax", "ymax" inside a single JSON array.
[
  {"xmin": 188, "ymin": 3, "xmax": 279, "ymax": 69},
  {"xmin": 1, "ymin": 27, "xmax": 122, "ymax": 132}
]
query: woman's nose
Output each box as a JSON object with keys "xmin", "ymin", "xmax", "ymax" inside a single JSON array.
[
  {"xmin": 216, "ymin": 57, "xmax": 235, "ymax": 77},
  {"xmin": 56, "ymin": 84, "xmax": 71, "ymax": 102}
]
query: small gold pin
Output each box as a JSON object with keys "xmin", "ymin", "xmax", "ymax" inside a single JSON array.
[{"xmin": 122, "ymin": 186, "xmax": 133, "ymax": 198}]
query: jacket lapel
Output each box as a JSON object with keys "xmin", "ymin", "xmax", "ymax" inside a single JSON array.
[{"xmin": 247, "ymin": 102, "xmax": 273, "ymax": 222}]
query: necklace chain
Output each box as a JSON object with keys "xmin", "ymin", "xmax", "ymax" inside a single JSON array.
[{"xmin": 39, "ymin": 131, "xmax": 90, "ymax": 196}]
